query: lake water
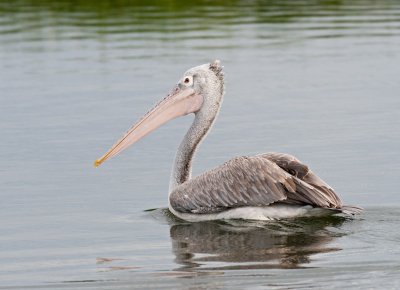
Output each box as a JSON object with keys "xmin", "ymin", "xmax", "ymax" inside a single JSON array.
[{"xmin": 1, "ymin": 0, "xmax": 400, "ymax": 289}]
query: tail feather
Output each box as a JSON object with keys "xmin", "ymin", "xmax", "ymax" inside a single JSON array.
[{"xmin": 340, "ymin": 205, "xmax": 363, "ymax": 215}]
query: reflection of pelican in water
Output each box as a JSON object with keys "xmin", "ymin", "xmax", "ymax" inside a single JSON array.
[
  {"xmin": 169, "ymin": 215, "xmax": 347, "ymax": 271},
  {"xmin": 95, "ymin": 60, "xmax": 361, "ymax": 221}
]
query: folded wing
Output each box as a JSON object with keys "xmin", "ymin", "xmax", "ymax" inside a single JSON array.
[{"xmin": 169, "ymin": 153, "xmax": 343, "ymax": 214}]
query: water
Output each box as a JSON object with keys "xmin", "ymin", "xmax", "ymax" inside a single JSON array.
[{"xmin": 1, "ymin": 0, "xmax": 400, "ymax": 288}]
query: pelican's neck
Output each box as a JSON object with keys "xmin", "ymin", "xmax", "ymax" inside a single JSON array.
[{"xmin": 168, "ymin": 110, "xmax": 217, "ymax": 193}]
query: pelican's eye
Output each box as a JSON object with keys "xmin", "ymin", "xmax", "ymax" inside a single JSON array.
[{"xmin": 182, "ymin": 76, "xmax": 193, "ymax": 86}]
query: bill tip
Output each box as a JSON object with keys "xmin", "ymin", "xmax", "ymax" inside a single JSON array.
[{"xmin": 94, "ymin": 159, "xmax": 102, "ymax": 167}]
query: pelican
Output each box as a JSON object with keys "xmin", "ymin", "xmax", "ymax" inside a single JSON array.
[{"xmin": 95, "ymin": 60, "xmax": 361, "ymax": 222}]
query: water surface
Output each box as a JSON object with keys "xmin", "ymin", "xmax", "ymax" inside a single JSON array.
[{"xmin": 1, "ymin": 0, "xmax": 400, "ymax": 288}]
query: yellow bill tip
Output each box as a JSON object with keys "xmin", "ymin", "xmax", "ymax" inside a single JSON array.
[{"xmin": 94, "ymin": 158, "xmax": 103, "ymax": 167}]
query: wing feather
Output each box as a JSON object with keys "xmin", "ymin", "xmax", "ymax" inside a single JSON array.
[
  {"xmin": 169, "ymin": 153, "xmax": 343, "ymax": 214},
  {"xmin": 260, "ymin": 153, "xmax": 343, "ymax": 207}
]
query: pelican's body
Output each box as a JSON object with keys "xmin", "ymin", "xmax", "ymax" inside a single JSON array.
[{"xmin": 95, "ymin": 61, "xmax": 361, "ymax": 221}]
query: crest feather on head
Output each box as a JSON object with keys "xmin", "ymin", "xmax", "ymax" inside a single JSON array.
[{"xmin": 209, "ymin": 60, "xmax": 224, "ymax": 82}]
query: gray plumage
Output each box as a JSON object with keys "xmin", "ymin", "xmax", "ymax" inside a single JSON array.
[
  {"xmin": 96, "ymin": 60, "xmax": 362, "ymax": 220},
  {"xmin": 165, "ymin": 61, "xmax": 361, "ymax": 219},
  {"xmin": 170, "ymin": 152, "xmax": 352, "ymax": 214}
]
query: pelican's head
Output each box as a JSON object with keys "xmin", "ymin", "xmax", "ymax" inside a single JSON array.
[
  {"xmin": 182, "ymin": 60, "xmax": 224, "ymax": 116},
  {"xmin": 94, "ymin": 60, "xmax": 225, "ymax": 167}
]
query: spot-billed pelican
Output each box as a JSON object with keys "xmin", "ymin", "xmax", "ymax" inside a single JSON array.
[{"xmin": 95, "ymin": 61, "xmax": 361, "ymax": 221}]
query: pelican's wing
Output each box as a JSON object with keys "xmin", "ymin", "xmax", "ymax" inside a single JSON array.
[
  {"xmin": 169, "ymin": 154, "xmax": 343, "ymax": 214},
  {"xmin": 261, "ymin": 152, "xmax": 343, "ymax": 207}
]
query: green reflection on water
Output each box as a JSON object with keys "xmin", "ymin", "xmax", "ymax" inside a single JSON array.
[
  {"xmin": 2, "ymin": 0, "xmax": 398, "ymax": 28},
  {"xmin": 1, "ymin": 0, "xmax": 399, "ymax": 46}
]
